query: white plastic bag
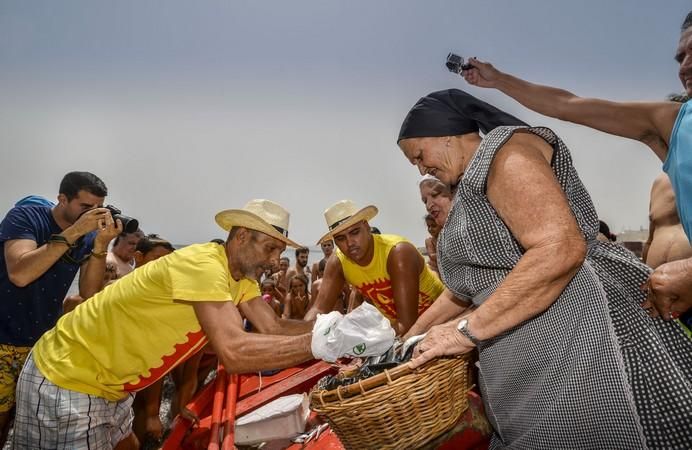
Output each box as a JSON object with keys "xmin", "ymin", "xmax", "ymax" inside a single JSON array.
[
  {"xmin": 310, "ymin": 311, "xmax": 344, "ymax": 362},
  {"xmin": 311, "ymin": 303, "xmax": 395, "ymax": 362}
]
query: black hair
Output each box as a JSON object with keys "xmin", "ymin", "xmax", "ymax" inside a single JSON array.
[
  {"xmin": 598, "ymin": 220, "xmax": 616, "ymax": 242},
  {"xmin": 136, "ymin": 234, "xmax": 175, "ymax": 255},
  {"xmin": 370, "ymin": 227, "xmax": 381, "ymax": 235},
  {"xmin": 318, "ymin": 258, "xmax": 327, "ymax": 273},
  {"xmin": 280, "ymin": 256, "xmax": 290, "ymax": 263},
  {"xmin": 210, "ymin": 238, "xmax": 226, "ymax": 245},
  {"xmin": 113, "ymin": 228, "xmax": 143, "ymax": 247},
  {"xmin": 682, "ymin": 11, "xmax": 692, "ymax": 31},
  {"xmin": 59, "ymin": 171, "xmax": 108, "ymax": 201},
  {"xmin": 295, "ymin": 247, "xmax": 309, "ymax": 257}
]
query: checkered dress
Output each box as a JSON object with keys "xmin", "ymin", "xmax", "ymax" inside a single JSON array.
[{"xmin": 437, "ymin": 126, "xmax": 692, "ymax": 449}]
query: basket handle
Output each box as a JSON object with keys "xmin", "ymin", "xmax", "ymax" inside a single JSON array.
[{"xmin": 317, "ymin": 389, "xmax": 327, "ymax": 407}]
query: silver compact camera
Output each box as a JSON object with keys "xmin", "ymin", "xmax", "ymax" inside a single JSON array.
[{"xmin": 445, "ymin": 52, "xmax": 473, "ymax": 75}]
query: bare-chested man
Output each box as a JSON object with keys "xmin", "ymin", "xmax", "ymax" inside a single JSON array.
[
  {"xmin": 272, "ymin": 256, "xmax": 290, "ymax": 296},
  {"xmin": 286, "ymin": 247, "xmax": 310, "ymax": 286},
  {"xmin": 643, "ymin": 173, "xmax": 692, "ymax": 332},
  {"xmin": 644, "ymin": 173, "xmax": 692, "ymax": 269},
  {"xmin": 310, "ymin": 240, "xmax": 334, "ymax": 284},
  {"xmin": 311, "ymin": 258, "xmax": 326, "ymax": 299}
]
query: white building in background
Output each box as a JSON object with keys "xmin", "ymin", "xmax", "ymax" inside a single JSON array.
[
  {"xmin": 616, "ymin": 228, "xmax": 649, "ymax": 243},
  {"xmin": 616, "ymin": 228, "xmax": 649, "ymax": 259}
]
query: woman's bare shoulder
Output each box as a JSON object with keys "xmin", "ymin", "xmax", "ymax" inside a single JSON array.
[{"xmin": 496, "ymin": 130, "xmax": 554, "ymax": 166}]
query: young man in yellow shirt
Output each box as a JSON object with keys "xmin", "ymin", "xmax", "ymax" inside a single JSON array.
[
  {"xmin": 12, "ymin": 199, "xmax": 315, "ymax": 450},
  {"xmin": 304, "ymin": 200, "xmax": 444, "ymax": 336}
]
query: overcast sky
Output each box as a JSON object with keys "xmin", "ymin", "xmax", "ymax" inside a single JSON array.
[{"xmin": 0, "ymin": 1, "xmax": 689, "ymax": 248}]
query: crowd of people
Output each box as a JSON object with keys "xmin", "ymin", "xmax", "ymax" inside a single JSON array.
[
  {"xmin": 0, "ymin": 9, "xmax": 691, "ymax": 450},
  {"xmin": 0, "ymin": 177, "xmax": 440, "ymax": 449}
]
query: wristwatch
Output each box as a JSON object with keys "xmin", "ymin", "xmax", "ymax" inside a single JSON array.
[{"xmin": 456, "ymin": 318, "xmax": 481, "ymax": 346}]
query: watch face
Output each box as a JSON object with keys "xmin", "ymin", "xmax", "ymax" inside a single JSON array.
[
  {"xmin": 456, "ymin": 318, "xmax": 478, "ymax": 345},
  {"xmin": 456, "ymin": 318, "xmax": 468, "ymax": 331}
]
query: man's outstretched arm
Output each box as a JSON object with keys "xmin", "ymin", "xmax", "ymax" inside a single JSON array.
[
  {"xmin": 239, "ymin": 296, "xmax": 313, "ymax": 335},
  {"xmin": 192, "ymin": 300, "xmax": 313, "ymax": 374}
]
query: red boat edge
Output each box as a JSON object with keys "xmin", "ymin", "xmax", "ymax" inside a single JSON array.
[{"xmin": 162, "ymin": 360, "xmax": 491, "ymax": 450}]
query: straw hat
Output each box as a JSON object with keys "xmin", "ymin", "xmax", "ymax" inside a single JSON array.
[
  {"xmin": 317, "ymin": 200, "xmax": 378, "ymax": 244},
  {"xmin": 215, "ymin": 199, "xmax": 302, "ymax": 248}
]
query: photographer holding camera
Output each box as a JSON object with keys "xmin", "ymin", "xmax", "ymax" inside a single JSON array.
[{"xmin": 0, "ymin": 171, "xmax": 122, "ymax": 446}]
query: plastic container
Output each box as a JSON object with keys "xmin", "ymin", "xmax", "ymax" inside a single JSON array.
[{"xmin": 234, "ymin": 393, "xmax": 310, "ymax": 445}]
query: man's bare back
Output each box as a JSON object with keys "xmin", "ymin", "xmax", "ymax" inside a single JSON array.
[{"xmin": 645, "ymin": 173, "xmax": 692, "ymax": 268}]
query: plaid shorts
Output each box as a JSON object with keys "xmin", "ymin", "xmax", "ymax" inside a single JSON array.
[
  {"xmin": 12, "ymin": 354, "xmax": 134, "ymax": 449},
  {"xmin": 0, "ymin": 343, "xmax": 31, "ymax": 413}
]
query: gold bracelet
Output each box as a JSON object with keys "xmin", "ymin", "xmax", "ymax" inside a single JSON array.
[{"xmin": 91, "ymin": 250, "xmax": 108, "ymax": 258}]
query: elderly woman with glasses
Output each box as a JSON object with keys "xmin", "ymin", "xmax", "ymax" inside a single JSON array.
[{"xmin": 398, "ymin": 89, "xmax": 692, "ymax": 449}]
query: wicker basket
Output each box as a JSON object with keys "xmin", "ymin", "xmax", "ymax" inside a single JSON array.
[{"xmin": 309, "ymin": 355, "xmax": 471, "ymax": 450}]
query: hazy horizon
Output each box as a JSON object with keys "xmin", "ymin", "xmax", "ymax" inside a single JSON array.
[{"xmin": 1, "ymin": 1, "xmax": 689, "ymax": 248}]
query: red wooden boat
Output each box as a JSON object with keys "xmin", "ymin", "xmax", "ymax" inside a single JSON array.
[{"xmin": 162, "ymin": 360, "xmax": 490, "ymax": 450}]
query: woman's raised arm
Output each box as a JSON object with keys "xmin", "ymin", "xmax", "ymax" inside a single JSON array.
[{"xmin": 463, "ymin": 58, "xmax": 680, "ymax": 161}]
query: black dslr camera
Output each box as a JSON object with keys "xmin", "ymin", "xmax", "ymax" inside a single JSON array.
[
  {"xmin": 105, "ymin": 205, "xmax": 139, "ymax": 234},
  {"xmin": 445, "ymin": 52, "xmax": 473, "ymax": 75}
]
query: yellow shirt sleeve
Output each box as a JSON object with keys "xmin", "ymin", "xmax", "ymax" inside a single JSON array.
[
  {"xmin": 168, "ymin": 249, "xmax": 233, "ymax": 302},
  {"xmin": 233, "ymin": 278, "xmax": 262, "ymax": 305}
]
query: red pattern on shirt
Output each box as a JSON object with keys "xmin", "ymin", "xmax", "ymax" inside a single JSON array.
[
  {"xmin": 359, "ymin": 279, "xmax": 433, "ymax": 319},
  {"xmin": 123, "ymin": 329, "xmax": 207, "ymax": 392}
]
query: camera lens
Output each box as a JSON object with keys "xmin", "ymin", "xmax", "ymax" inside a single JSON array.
[
  {"xmin": 105, "ymin": 205, "xmax": 139, "ymax": 234},
  {"xmin": 116, "ymin": 215, "xmax": 139, "ymax": 234}
]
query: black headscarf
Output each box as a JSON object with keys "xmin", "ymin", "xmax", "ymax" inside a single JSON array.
[{"xmin": 397, "ymin": 89, "xmax": 528, "ymax": 142}]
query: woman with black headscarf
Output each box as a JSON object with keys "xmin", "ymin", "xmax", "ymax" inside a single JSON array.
[{"xmin": 398, "ymin": 89, "xmax": 692, "ymax": 449}]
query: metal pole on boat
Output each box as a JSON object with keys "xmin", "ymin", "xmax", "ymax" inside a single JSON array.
[
  {"xmin": 208, "ymin": 365, "xmax": 228, "ymax": 450},
  {"xmin": 221, "ymin": 373, "xmax": 240, "ymax": 450}
]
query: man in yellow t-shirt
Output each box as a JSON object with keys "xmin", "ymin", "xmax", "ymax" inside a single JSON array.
[
  {"xmin": 13, "ymin": 199, "xmax": 315, "ymax": 450},
  {"xmin": 304, "ymin": 200, "xmax": 445, "ymax": 336}
]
